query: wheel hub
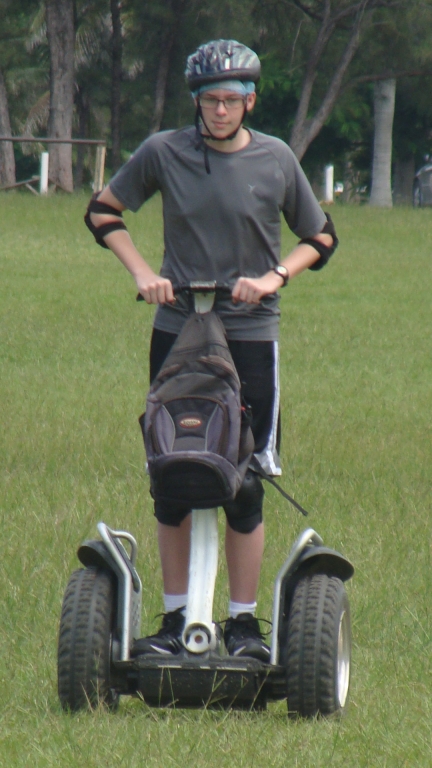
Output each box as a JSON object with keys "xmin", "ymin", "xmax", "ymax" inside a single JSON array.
[{"xmin": 336, "ymin": 610, "xmax": 350, "ymax": 708}]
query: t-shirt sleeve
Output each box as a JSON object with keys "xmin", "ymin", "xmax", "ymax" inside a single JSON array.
[
  {"xmin": 281, "ymin": 149, "xmax": 326, "ymax": 238},
  {"xmin": 109, "ymin": 135, "xmax": 162, "ymax": 212}
]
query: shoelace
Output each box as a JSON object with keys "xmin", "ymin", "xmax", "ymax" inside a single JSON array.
[
  {"xmin": 221, "ymin": 616, "xmax": 272, "ymax": 640},
  {"xmin": 152, "ymin": 608, "xmax": 185, "ymax": 636}
]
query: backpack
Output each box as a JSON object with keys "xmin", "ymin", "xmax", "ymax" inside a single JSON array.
[{"xmin": 140, "ymin": 311, "xmax": 254, "ymax": 509}]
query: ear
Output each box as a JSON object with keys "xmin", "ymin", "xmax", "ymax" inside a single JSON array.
[{"xmin": 246, "ymin": 92, "xmax": 257, "ymax": 112}]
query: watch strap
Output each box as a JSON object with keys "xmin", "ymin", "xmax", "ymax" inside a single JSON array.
[{"xmin": 272, "ymin": 265, "xmax": 289, "ymax": 287}]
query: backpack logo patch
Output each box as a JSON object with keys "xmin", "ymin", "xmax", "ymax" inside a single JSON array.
[{"xmin": 179, "ymin": 417, "xmax": 202, "ymax": 429}]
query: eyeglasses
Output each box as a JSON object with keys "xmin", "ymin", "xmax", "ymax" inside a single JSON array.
[{"xmin": 199, "ymin": 96, "xmax": 246, "ymax": 111}]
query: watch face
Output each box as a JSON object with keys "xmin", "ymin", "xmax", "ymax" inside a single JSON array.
[{"xmin": 274, "ymin": 265, "xmax": 288, "ymax": 285}]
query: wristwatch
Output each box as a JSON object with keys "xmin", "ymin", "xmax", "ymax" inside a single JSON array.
[{"xmin": 272, "ymin": 264, "xmax": 289, "ymax": 287}]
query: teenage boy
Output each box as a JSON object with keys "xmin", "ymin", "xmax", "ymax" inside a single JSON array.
[{"xmin": 85, "ymin": 39, "xmax": 337, "ymax": 661}]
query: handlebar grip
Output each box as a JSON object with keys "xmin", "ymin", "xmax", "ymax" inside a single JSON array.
[{"xmin": 136, "ymin": 282, "xmax": 233, "ymax": 302}]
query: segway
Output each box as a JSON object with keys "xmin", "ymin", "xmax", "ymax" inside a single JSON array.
[{"xmin": 57, "ymin": 284, "xmax": 354, "ymax": 717}]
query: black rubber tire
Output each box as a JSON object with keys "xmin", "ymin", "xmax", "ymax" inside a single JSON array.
[
  {"xmin": 285, "ymin": 573, "xmax": 351, "ymax": 718},
  {"xmin": 57, "ymin": 567, "xmax": 119, "ymax": 711}
]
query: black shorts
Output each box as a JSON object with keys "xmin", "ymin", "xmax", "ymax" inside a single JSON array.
[{"xmin": 149, "ymin": 328, "xmax": 281, "ymax": 530}]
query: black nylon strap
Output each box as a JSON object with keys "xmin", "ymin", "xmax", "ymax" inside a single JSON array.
[
  {"xmin": 322, "ymin": 211, "xmax": 337, "ymax": 239},
  {"xmin": 298, "ymin": 213, "xmax": 339, "ymax": 271},
  {"xmin": 92, "ymin": 220, "xmax": 127, "ymax": 245},
  {"xmin": 84, "ymin": 193, "xmax": 127, "ymax": 248},
  {"xmin": 299, "ymin": 237, "xmax": 332, "ymax": 259},
  {"xmin": 249, "ymin": 456, "xmax": 309, "ymax": 517},
  {"xmin": 87, "ymin": 198, "xmax": 124, "ymax": 217}
]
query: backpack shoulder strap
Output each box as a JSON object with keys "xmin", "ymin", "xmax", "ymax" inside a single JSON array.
[{"xmin": 249, "ymin": 456, "xmax": 309, "ymax": 517}]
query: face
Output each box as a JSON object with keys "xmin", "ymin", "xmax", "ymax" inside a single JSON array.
[{"xmin": 196, "ymin": 88, "xmax": 256, "ymax": 140}]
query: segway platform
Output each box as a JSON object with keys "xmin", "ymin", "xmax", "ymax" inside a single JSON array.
[
  {"xmin": 57, "ymin": 522, "xmax": 353, "ymax": 717},
  {"xmin": 113, "ymin": 652, "xmax": 284, "ymax": 710}
]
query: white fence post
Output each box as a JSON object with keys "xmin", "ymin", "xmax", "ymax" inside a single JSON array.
[
  {"xmin": 324, "ymin": 164, "xmax": 334, "ymax": 203},
  {"xmin": 40, "ymin": 152, "xmax": 49, "ymax": 195},
  {"xmin": 94, "ymin": 145, "xmax": 106, "ymax": 192}
]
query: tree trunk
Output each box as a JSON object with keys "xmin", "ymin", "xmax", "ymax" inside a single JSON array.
[
  {"xmin": 289, "ymin": 5, "xmax": 367, "ymax": 160},
  {"xmin": 289, "ymin": 3, "xmax": 334, "ymax": 158},
  {"xmin": 149, "ymin": 0, "xmax": 187, "ymax": 135},
  {"xmin": 46, "ymin": 0, "xmax": 75, "ymax": 192},
  {"xmin": 149, "ymin": 30, "xmax": 175, "ymax": 135},
  {"xmin": 74, "ymin": 87, "xmax": 89, "ymax": 189},
  {"xmin": 370, "ymin": 78, "xmax": 396, "ymax": 207},
  {"xmin": 0, "ymin": 68, "xmax": 16, "ymax": 186},
  {"xmin": 110, "ymin": 0, "xmax": 123, "ymax": 173}
]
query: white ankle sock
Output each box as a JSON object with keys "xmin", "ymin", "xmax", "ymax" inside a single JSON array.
[
  {"xmin": 164, "ymin": 594, "xmax": 188, "ymax": 613},
  {"xmin": 229, "ymin": 600, "xmax": 257, "ymax": 618}
]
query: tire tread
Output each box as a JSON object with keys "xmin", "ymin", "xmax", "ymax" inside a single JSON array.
[
  {"xmin": 285, "ymin": 573, "xmax": 350, "ymax": 717},
  {"xmin": 57, "ymin": 567, "xmax": 118, "ymax": 711}
]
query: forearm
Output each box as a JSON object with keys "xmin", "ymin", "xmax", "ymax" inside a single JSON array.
[
  {"xmin": 87, "ymin": 187, "xmax": 173, "ymax": 304},
  {"xmin": 101, "ymin": 229, "xmax": 173, "ymax": 304},
  {"xmin": 88, "ymin": 187, "xmax": 153, "ymax": 281},
  {"xmin": 279, "ymin": 233, "xmax": 333, "ymax": 280},
  {"xmin": 232, "ymin": 232, "xmax": 334, "ymax": 302},
  {"xmin": 259, "ymin": 232, "xmax": 334, "ymax": 292},
  {"xmin": 102, "ymin": 229, "xmax": 156, "ymax": 282}
]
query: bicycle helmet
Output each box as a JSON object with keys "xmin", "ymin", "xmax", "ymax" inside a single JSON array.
[
  {"xmin": 185, "ymin": 39, "xmax": 261, "ymax": 91},
  {"xmin": 186, "ymin": 40, "xmax": 261, "ymax": 173}
]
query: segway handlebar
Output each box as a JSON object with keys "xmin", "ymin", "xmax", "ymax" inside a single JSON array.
[{"xmin": 136, "ymin": 281, "xmax": 233, "ymax": 301}]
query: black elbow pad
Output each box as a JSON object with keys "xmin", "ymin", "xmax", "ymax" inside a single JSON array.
[
  {"xmin": 299, "ymin": 213, "xmax": 339, "ymax": 271},
  {"xmin": 84, "ymin": 193, "xmax": 127, "ymax": 248}
]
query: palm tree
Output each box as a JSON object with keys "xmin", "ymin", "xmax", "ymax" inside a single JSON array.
[
  {"xmin": 45, "ymin": 0, "xmax": 75, "ymax": 191},
  {"xmin": 0, "ymin": 67, "xmax": 15, "ymax": 185},
  {"xmin": 369, "ymin": 78, "xmax": 396, "ymax": 207}
]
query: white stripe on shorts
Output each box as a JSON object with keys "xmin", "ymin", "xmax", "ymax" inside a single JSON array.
[{"xmin": 254, "ymin": 340, "xmax": 282, "ymax": 476}]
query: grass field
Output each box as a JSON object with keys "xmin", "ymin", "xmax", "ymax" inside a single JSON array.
[{"xmin": 0, "ymin": 193, "xmax": 431, "ymax": 767}]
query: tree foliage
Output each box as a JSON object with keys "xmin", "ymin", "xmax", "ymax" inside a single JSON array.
[{"xmin": 1, "ymin": 0, "xmax": 432, "ymax": 192}]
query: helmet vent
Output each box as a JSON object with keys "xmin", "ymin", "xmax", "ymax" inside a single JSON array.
[{"xmin": 185, "ymin": 39, "xmax": 261, "ymax": 90}]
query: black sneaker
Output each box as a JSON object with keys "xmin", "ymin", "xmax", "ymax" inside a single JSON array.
[
  {"xmin": 223, "ymin": 613, "xmax": 270, "ymax": 663},
  {"xmin": 131, "ymin": 607, "xmax": 185, "ymax": 657}
]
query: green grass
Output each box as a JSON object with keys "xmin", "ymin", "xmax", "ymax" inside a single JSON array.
[{"xmin": 0, "ymin": 193, "xmax": 431, "ymax": 767}]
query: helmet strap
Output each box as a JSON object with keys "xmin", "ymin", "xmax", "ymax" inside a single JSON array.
[
  {"xmin": 195, "ymin": 103, "xmax": 247, "ymax": 143},
  {"xmin": 194, "ymin": 103, "xmax": 248, "ymax": 175}
]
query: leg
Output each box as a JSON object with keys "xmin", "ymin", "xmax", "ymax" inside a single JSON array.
[
  {"xmin": 157, "ymin": 515, "xmax": 191, "ymax": 595},
  {"xmin": 228, "ymin": 338, "xmax": 281, "ymax": 474},
  {"xmin": 131, "ymin": 515, "xmax": 190, "ymax": 657},
  {"xmin": 225, "ymin": 521, "xmax": 264, "ymax": 603},
  {"xmin": 221, "ymin": 340, "xmax": 279, "ymax": 662},
  {"xmin": 149, "ymin": 328, "xmax": 177, "ymax": 383},
  {"xmin": 224, "ymin": 338, "xmax": 281, "ymax": 604},
  {"xmin": 223, "ymin": 520, "xmax": 270, "ymax": 662},
  {"xmin": 223, "ymin": 473, "xmax": 268, "ymax": 661}
]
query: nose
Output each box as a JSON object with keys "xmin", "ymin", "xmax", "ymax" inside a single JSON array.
[{"xmin": 215, "ymin": 99, "xmax": 228, "ymax": 116}]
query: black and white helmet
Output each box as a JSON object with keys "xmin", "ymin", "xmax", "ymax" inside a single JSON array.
[{"xmin": 185, "ymin": 39, "xmax": 261, "ymax": 91}]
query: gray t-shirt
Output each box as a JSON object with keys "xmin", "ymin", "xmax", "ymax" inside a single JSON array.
[{"xmin": 110, "ymin": 126, "xmax": 326, "ymax": 340}]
